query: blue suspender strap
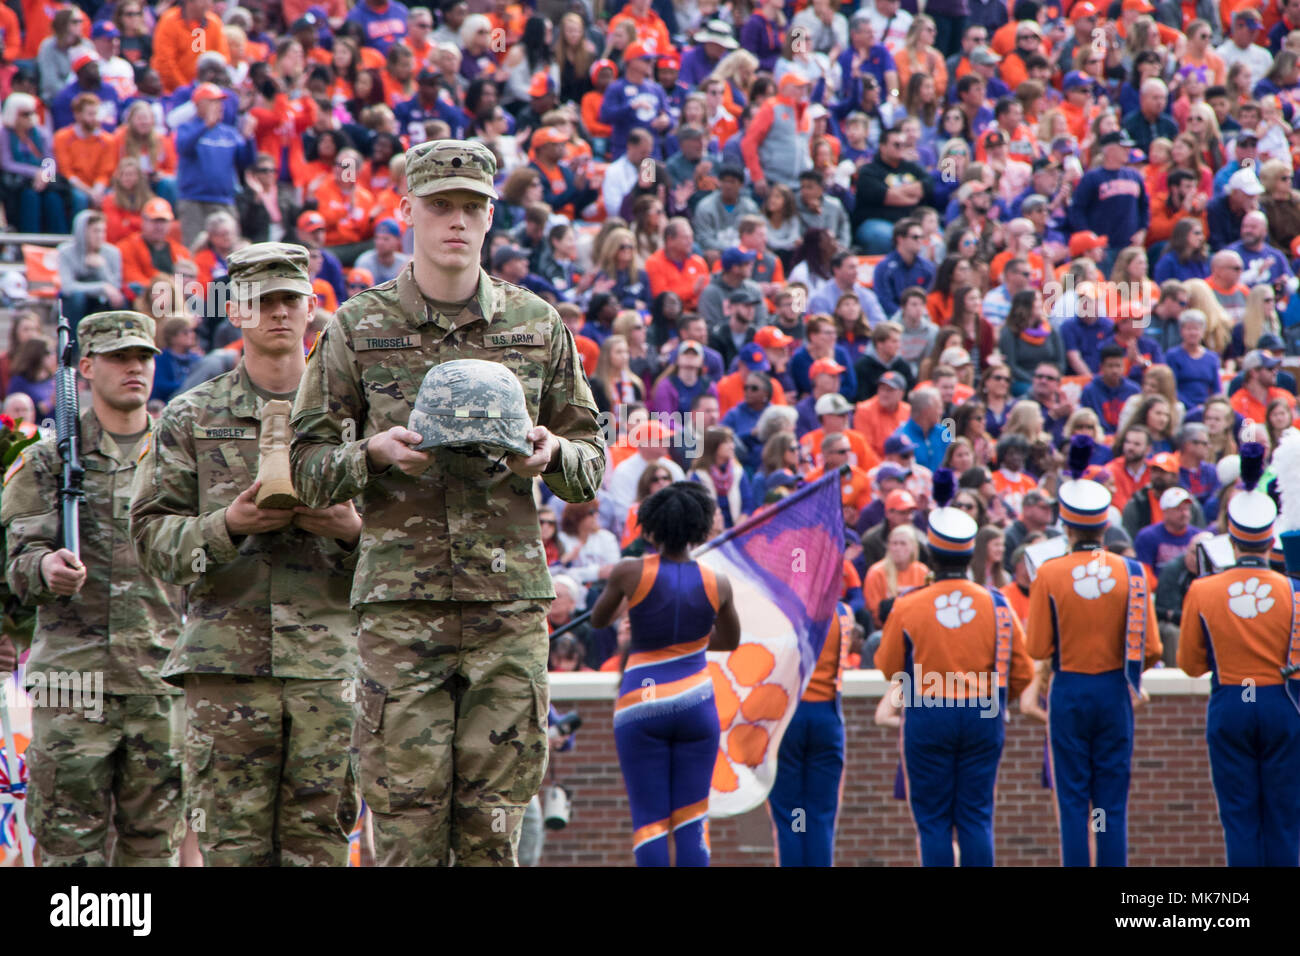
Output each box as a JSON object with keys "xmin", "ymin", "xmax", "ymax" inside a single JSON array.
[
  {"xmin": 1122, "ymin": 558, "xmax": 1149, "ymax": 697},
  {"xmin": 1285, "ymin": 577, "xmax": 1300, "ymax": 716},
  {"xmin": 991, "ymin": 589, "xmax": 1013, "ymax": 721}
]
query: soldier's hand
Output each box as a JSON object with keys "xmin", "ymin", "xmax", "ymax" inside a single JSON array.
[
  {"xmin": 224, "ymin": 481, "xmax": 296, "ymax": 536},
  {"xmin": 292, "ymin": 500, "xmax": 362, "ymax": 547},
  {"xmin": 367, "ymin": 426, "xmax": 431, "ymax": 476},
  {"xmin": 40, "ymin": 549, "xmax": 87, "ymax": 596},
  {"xmin": 507, "ymin": 425, "xmax": 560, "ymax": 479},
  {"xmin": 0, "ymin": 635, "xmax": 17, "ymax": 672}
]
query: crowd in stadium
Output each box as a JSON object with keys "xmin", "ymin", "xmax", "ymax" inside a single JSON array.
[{"xmin": 1, "ymin": 0, "xmax": 1299, "ymax": 675}]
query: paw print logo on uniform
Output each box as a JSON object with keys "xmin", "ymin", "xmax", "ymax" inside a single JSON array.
[
  {"xmin": 934, "ymin": 591, "xmax": 975, "ymax": 629},
  {"xmin": 1228, "ymin": 577, "xmax": 1274, "ymax": 619},
  {"xmin": 1072, "ymin": 558, "xmax": 1116, "ymax": 599}
]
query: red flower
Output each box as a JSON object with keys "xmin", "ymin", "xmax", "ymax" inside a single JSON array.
[{"xmin": 0, "ymin": 415, "xmax": 15, "ymax": 432}]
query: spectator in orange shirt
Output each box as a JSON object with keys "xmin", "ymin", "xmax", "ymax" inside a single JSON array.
[
  {"xmin": 100, "ymin": 156, "xmax": 154, "ymax": 244},
  {"xmin": 314, "ymin": 148, "xmax": 376, "ymax": 251},
  {"xmin": 1231, "ymin": 350, "xmax": 1296, "ymax": 424},
  {"xmin": 151, "ymin": 0, "xmax": 230, "ymax": 93},
  {"xmin": 581, "ymin": 59, "xmax": 616, "ymax": 154},
  {"xmin": 1103, "ymin": 422, "xmax": 1153, "ymax": 512},
  {"xmin": 800, "ymin": 392, "xmax": 880, "ymax": 472},
  {"xmin": 53, "ymin": 93, "xmax": 116, "ymax": 215},
  {"xmin": 609, "ymin": 0, "xmax": 674, "ymax": 55},
  {"xmin": 863, "ymin": 523, "xmax": 930, "ymax": 626},
  {"xmin": 804, "ymin": 432, "xmax": 874, "ymax": 512},
  {"xmin": 115, "ymin": 196, "xmax": 196, "ymax": 299},
  {"xmin": 645, "ymin": 217, "xmax": 710, "ymax": 311},
  {"xmin": 381, "ymin": 43, "xmax": 417, "ymax": 107},
  {"xmin": 855, "ymin": 371, "xmax": 912, "ymax": 459}
]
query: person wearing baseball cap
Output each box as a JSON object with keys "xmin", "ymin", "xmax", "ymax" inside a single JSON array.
[
  {"xmin": 1230, "ymin": 349, "xmax": 1292, "ymax": 424},
  {"xmin": 1070, "ymin": 128, "xmax": 1147, "ymax": 271},
  {"xmin": 116, "ymin": 197, "xmax": 196, "ymax": 300},
  {"xmin": 854, "ymin": 368, "xmax": 912, "ymax": 459},
  {"xmin": 794, "ymin": 353, "xmax": 849, "ymax": 435},
  {"xmin": 718, "ymin": 347, "xmax": 782, "ymax": 468},
  {"xmin": 90, "ymin": 21, "xmax": 135, "ymax": 103},
  {"xmin": 1, "ymin": 309, "xmax": 182, "ymax": 868},
  {"xmin": 174, "ymin": 74, "xmax": 255, "ymax": 248},
  {"xmin": 1207, "ymin": 168, "xmax": 1266, "ymax": 251},
  {"xmin": 742, "ymin": 71, "xmax": 813, "ymax": 198},
  {"xmin": 395, "ymin": 66, "xmax": 466, "ymax": 145},
  {"xmin": 529, "ymin": 125, "xmax": 599, "ymax": 221},
  {"xmin": 288, "ymin": 134, "xmax": 606, "ymax": 867},
  {"xmin": 876, "ymin": 466, "xmax": 1035, "ymax": 866},
  {"xmin": 353, "ymin": 218, "xmax": 412, "ymax": 286},
  {"xmin": 600, "ymin": 40, "xmax": 672, "ymax": 158},
  {"xmin": 1025, "ymin": 434, "xmax": 1161, "ymax": 868},
  {"xmin": 50, "ymin": 51, "xmax": 119, "ymax": 132},
  {"xmin": 699, "ymin": 247, "xmax": 768, "ymax": 342},
  {"xmin": 1131, "ymin": 484, "xmax": 1204, "ymax": 578},
  {"xmin": 800, "ymin": 391, "xmax": 878, "ymax": 471}
]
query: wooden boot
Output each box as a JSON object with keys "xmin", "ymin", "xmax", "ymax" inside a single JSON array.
[{"xmin": 255, "ymin": 399, "xmax": 300, "ymax": 509}]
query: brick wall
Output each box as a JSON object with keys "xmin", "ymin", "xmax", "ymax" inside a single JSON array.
[{"xmin": 538, "ymin": 679, "xmax": 1225, "ymax": 867}]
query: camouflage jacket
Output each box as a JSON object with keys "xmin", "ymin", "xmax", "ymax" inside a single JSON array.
[
  {"xmin": 2, "ymin": 409, "xmax": 183, "ymax": 695},
  {"xmin": 290, "ymin": 265, "xmax": 605, "ymax": 606},
  {"xmin": 129, "ymin": 361, "xmax": 359, "ymax": 683}
]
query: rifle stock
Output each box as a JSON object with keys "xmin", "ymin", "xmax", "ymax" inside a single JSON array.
[{"xmin": 54, "ymin": 301, "xmax": 83, "ymax": 561}]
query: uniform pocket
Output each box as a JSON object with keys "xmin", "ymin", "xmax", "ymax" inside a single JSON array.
[
  {"xmin": 24, "ymin": 747, "xmax": 56, "ymax": 837},
  {"xmin": 353, "ymin": 680, "xmax": 391, "ymax": 815},
  {"xmin": 182, "ymin": 729, "xmax": 216, "ymax": 834},
  {"xmin": 508, "ymin": 677, "xmax": 550, "ymax": 804}
]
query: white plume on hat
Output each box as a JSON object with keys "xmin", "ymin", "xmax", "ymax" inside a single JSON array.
[{"xmin": 1272, "ymin": 430, "xmax": 1300, "ymax": 533}]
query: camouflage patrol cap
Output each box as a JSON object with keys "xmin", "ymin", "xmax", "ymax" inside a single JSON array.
[
  {"xmin": 77, "ymin": 310, "xmax": 160, "ymax": 355},
  {"xmin": 227, "ymin": 242, "xmax": 314, "ymax": 301},
  {"xmin": 406, "ymin": 140, "xmax": 500, "ymax": 200},
  {"xmin": 408, "ymin": 359, "xmax": 533, "ymax": 458}
]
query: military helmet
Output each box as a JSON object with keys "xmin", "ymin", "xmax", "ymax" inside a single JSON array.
[{"xmin": 408, "ymin": 359, "xmax": 534, "ymax": 458}]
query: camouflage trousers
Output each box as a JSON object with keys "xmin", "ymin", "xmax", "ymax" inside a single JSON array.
[
  {"xmin": 354, "ymin": 599, "xmax": 551, "ymax": 867},
  {"xmin": 26, "ymin": 693, "xmax": 183, "ymax": 867},
  {"xmin": 182, "ymin": 675, "xmax": 358, "ymax": 867}
]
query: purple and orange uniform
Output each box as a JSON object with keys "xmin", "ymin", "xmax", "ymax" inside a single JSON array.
[{"xmin": 613, "ymin": 554, "xmax": 720, "ymax": 866}]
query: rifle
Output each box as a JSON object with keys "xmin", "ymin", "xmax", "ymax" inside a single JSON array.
[{"xmin": 54, "ymin": 302, "xmax": 83, "ymax": 562}]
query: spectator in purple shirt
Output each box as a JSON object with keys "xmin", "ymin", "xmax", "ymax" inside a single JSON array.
[
  {"xmin": 1163, "ymin": 309, "xmax": 1221, "ymax": 409},
  {"xmin": 740, "ymin": 0, "xmax": 785, "ymax": 73},
  {"xmin": 1134, "ymin": 488, "xmax": 1203, "ymax": 576},
  {"xmin": 1176, "ymin": 423, "xmax": 1221, "ymax": 516}
]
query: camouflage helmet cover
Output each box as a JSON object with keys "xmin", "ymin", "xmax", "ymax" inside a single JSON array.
[{"xmin": 408, "ymin": 359, "xmax": 534, "ymax": 458}]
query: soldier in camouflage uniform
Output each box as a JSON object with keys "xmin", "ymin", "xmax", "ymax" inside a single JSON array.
[
  {"xmin": 1, "ymin": 311, "xmax": 185, "ymax": 866},
  {"xmin": 129, "ymin": 244, "xmax": 362, "ymax": 867},
  {"xmin": 290, "ymin": 140, "xmax": 605, "ymax": 866}
]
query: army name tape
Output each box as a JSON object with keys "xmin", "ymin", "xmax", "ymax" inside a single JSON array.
[
  {"xmin": 195, "ymin": 426, "xmax": 258, "ymax": 439},
  {"xmin": 355, "ymin": 335, "xmax": 421, "ymax": 350}
]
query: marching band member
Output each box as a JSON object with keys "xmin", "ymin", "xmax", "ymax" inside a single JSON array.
[
  {"xmin": 1026, "ymin": 435, "xmax": 1161, "ymax": 867},
  {"xmin": 877, "ymin": 468, "xmax": 1034, "ymax": 866}
]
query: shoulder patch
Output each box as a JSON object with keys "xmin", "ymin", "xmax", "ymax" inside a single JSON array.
[
  {"xmin": 3, "ymin": 453, "xmax": 23, "ymax": 487},
  {"xmin": 306, "ymin": 330, "xmax": 323, "ymax": 362},
  {"xmin": 137, "ymin": 434, "xmax": 151, "ymax": 463}
]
